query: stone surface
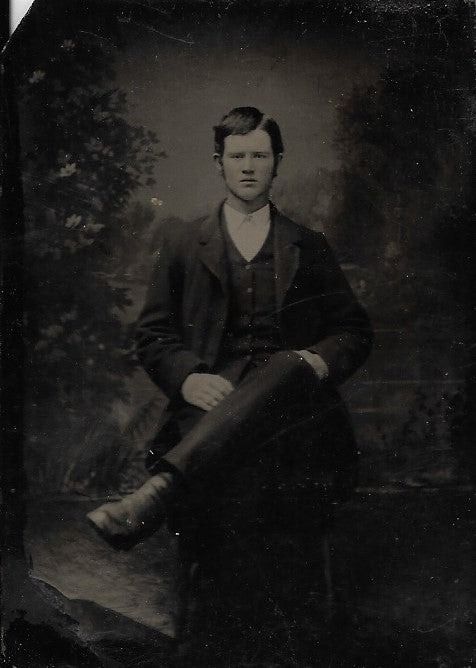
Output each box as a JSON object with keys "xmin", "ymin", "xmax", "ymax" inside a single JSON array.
[{"xmin": 7, "ymin": 489, "xmax": 473, "ymax": 666}]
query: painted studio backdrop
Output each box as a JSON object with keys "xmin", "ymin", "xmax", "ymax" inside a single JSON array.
[
  {"xmin": 3, "ymin": 0, "xmax": 475, "ymax": 665},
  {"xmin": 14, "ymin": 1, "xmax": 473, "ymax": 493}
]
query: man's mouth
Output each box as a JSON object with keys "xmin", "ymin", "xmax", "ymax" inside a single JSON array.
[{"xmin": 240, "ymin": 179, "xmax": 257, "ymax": 183}]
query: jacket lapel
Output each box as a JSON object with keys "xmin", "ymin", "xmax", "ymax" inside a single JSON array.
[
  {"xmin": 197, "ymin": 202, "xmax": 302, "ymax": 305},
  {"xmin": 198, "ymin": 204, "xmax": 229, "ymax": 294},
  {"xmin": 273, "ymin": 206, "xmax": 302, "ymax": 310}
]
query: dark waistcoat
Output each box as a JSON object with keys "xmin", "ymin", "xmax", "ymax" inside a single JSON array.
[{"xmin": 220, "ymin": 220, "xmax": 281, "ymax": 364}]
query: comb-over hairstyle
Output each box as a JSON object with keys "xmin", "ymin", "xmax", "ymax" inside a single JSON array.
[{"xmin": 213, "ymin": 107, "xmax": 284, "ymax": 157}]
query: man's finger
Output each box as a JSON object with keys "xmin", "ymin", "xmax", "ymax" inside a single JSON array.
[
  {"xmin": 201, "ymin": 389, "xmax": 226, "ymax": 403},
  {"xmin": 209, "ymin": 376, "xmax": 234, "ymax": 394},
  {"xmin": 202, "ymin": 382, "xmax": 228, "ymax": 398},
  {"xmin": 195, "ymin": 397, "xmax": 214, "ymax": 412},
  {"xmin": 204, "ymin": 396, "xmax": 220, "ymax": 409}
]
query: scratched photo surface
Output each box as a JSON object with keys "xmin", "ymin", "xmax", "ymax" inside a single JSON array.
[{"xmin": 2, "ymin": 1, "xmax": 475, "ymax": 666}]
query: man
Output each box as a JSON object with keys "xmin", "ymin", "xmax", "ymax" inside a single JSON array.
[{"xmin": 87, "ymin": 107, "xmax": 373, "ymax": 550}]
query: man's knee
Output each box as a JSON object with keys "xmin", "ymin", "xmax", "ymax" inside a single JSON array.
[{"xmin": 265, "ymin": 350, "xmax": 318, "ymax": 382}]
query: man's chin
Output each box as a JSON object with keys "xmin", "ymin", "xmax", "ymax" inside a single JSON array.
[
  {"xmin": 225, "ymin": 185, "xmax": 271, "ymax": 208},
  {"xmin": 235, "ymin": 188, "xmax": 266, "ymax": 202}
]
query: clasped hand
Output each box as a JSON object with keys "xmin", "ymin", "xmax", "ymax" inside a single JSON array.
[
  {"xmin": 181, "ymin": 373, "xmax": 234, "ymax": 411},
  {"xmin": 181, "ymin": 352, "xmax": 327, "ymax": 412}
]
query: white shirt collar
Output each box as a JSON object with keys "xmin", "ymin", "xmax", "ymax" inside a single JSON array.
[{"xmin": 223, "ymin": 201, "xmax": 271, "ymax": 229}]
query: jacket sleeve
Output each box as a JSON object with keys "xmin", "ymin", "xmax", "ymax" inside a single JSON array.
[
  {"xmin": 135, "ymin": 228, "xmax": 208, "ymax": 400},
  {"xmin": 307, "ymin": 233, "xmax": 373, "ymax": 384}
]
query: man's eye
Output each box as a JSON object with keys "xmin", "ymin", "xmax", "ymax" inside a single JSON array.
[
  {"xmin": 230, "ymin": 154, "xmax": 244, "ymax": 159},
  {"xmin": 254, "ymin": 153, "xmax": 268, "ymax": 158}
]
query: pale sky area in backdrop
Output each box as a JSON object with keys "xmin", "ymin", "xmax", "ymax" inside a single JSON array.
[
  {"xmin": 10, "ymin": 0, "xmax": 34, "ymax": 33},
  {"xmin": 9, "ymin": 3, "xmax": 383, "ymax": 223},
  {"xmin": 118, "ymin": 23, "xmax": 382, "ymax": 220}
]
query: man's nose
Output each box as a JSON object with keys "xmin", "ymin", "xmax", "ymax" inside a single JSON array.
[{"xmin": 241, "ymin": 155, "xmax": 254, "ymax": 173}]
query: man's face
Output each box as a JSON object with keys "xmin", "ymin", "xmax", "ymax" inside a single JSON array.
[{"xmin": 217, "ymin": 129, "xmax": 280, "ymax": 209}]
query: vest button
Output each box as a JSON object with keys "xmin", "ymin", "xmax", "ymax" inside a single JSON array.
[
  {"xmin": 246, "ymin": 287, "xmax": 252, "ymax": 294},
  {"xmin": 245, "ymin": 264, "xmax": 251, "ymax": 270}
]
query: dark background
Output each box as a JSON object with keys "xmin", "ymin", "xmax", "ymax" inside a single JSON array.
[{"xmin": 2, "ymin": 1, "xmax": 475, "ymax": 666}]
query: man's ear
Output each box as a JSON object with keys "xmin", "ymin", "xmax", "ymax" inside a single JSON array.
[
  {"xmin": 273, "ymin": 152, "xmax": 283, "ymax": 178},
  {"xmin": 213, "ymin": 153, "xmax": 223, "ymax": 173}
]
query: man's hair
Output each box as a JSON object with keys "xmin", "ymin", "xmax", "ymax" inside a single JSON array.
[{"xmin": 213, "ymin": 107, "xmax": 284, "ymax": 157}]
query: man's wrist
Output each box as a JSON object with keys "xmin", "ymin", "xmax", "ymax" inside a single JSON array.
[
  {"xmin": 309, "ymin": 352, "xmax": 329, "ymax": 380},
  {"xmin": 180, "ymin": 363, "xmax": 209, "ymax": 398},
  {"xmin": 295, "ymin": 350, "xmax": 329, "ymax": 380}
]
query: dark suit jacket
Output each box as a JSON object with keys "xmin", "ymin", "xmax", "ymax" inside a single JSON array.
[
  {"xmin": 137, "ymin": 201, "xmax": 372, "ymax": 508},
  {"xmin": 135, "ymin": 202, "xmax": 373, "ymax": 403}
]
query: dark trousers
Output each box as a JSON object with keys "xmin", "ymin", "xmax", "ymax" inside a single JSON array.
[
  {"xmin": 158, "ymin": 352, "xmax": 355, "ymax": 659},
  {"xmin": 147, "ymin": 351, "xmax": 357, "ymax": 530},
  {"xmin": 163, "ymin": 351, "xmax": 323, "ymax": 477}
]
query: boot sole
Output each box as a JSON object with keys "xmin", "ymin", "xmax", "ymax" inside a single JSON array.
[{"xmin": 86, "ymin": 510, "xmax": 142, "ymax": 551}]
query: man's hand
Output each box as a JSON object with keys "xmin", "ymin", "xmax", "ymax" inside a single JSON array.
[
  {"xmin": 293, "ymin": 350, "xmax": 329, "ymax": 380},
  {"xmin": 181, "ymin": 373, "xmax": 234, "ymax": 411}
]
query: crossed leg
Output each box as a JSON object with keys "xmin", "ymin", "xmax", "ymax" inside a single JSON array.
[
  {"xmin": 160, "ymin": 351, "xmax": 323, "ymax": 480},
  {"xmin": 87, "ymin": 351, "xmax": 348, "ymax": 549}
]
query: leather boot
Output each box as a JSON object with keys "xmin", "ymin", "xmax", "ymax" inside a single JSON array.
[{"xmin": 86, "ymin": 472, "xmax": 176, "ymax": 550}]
